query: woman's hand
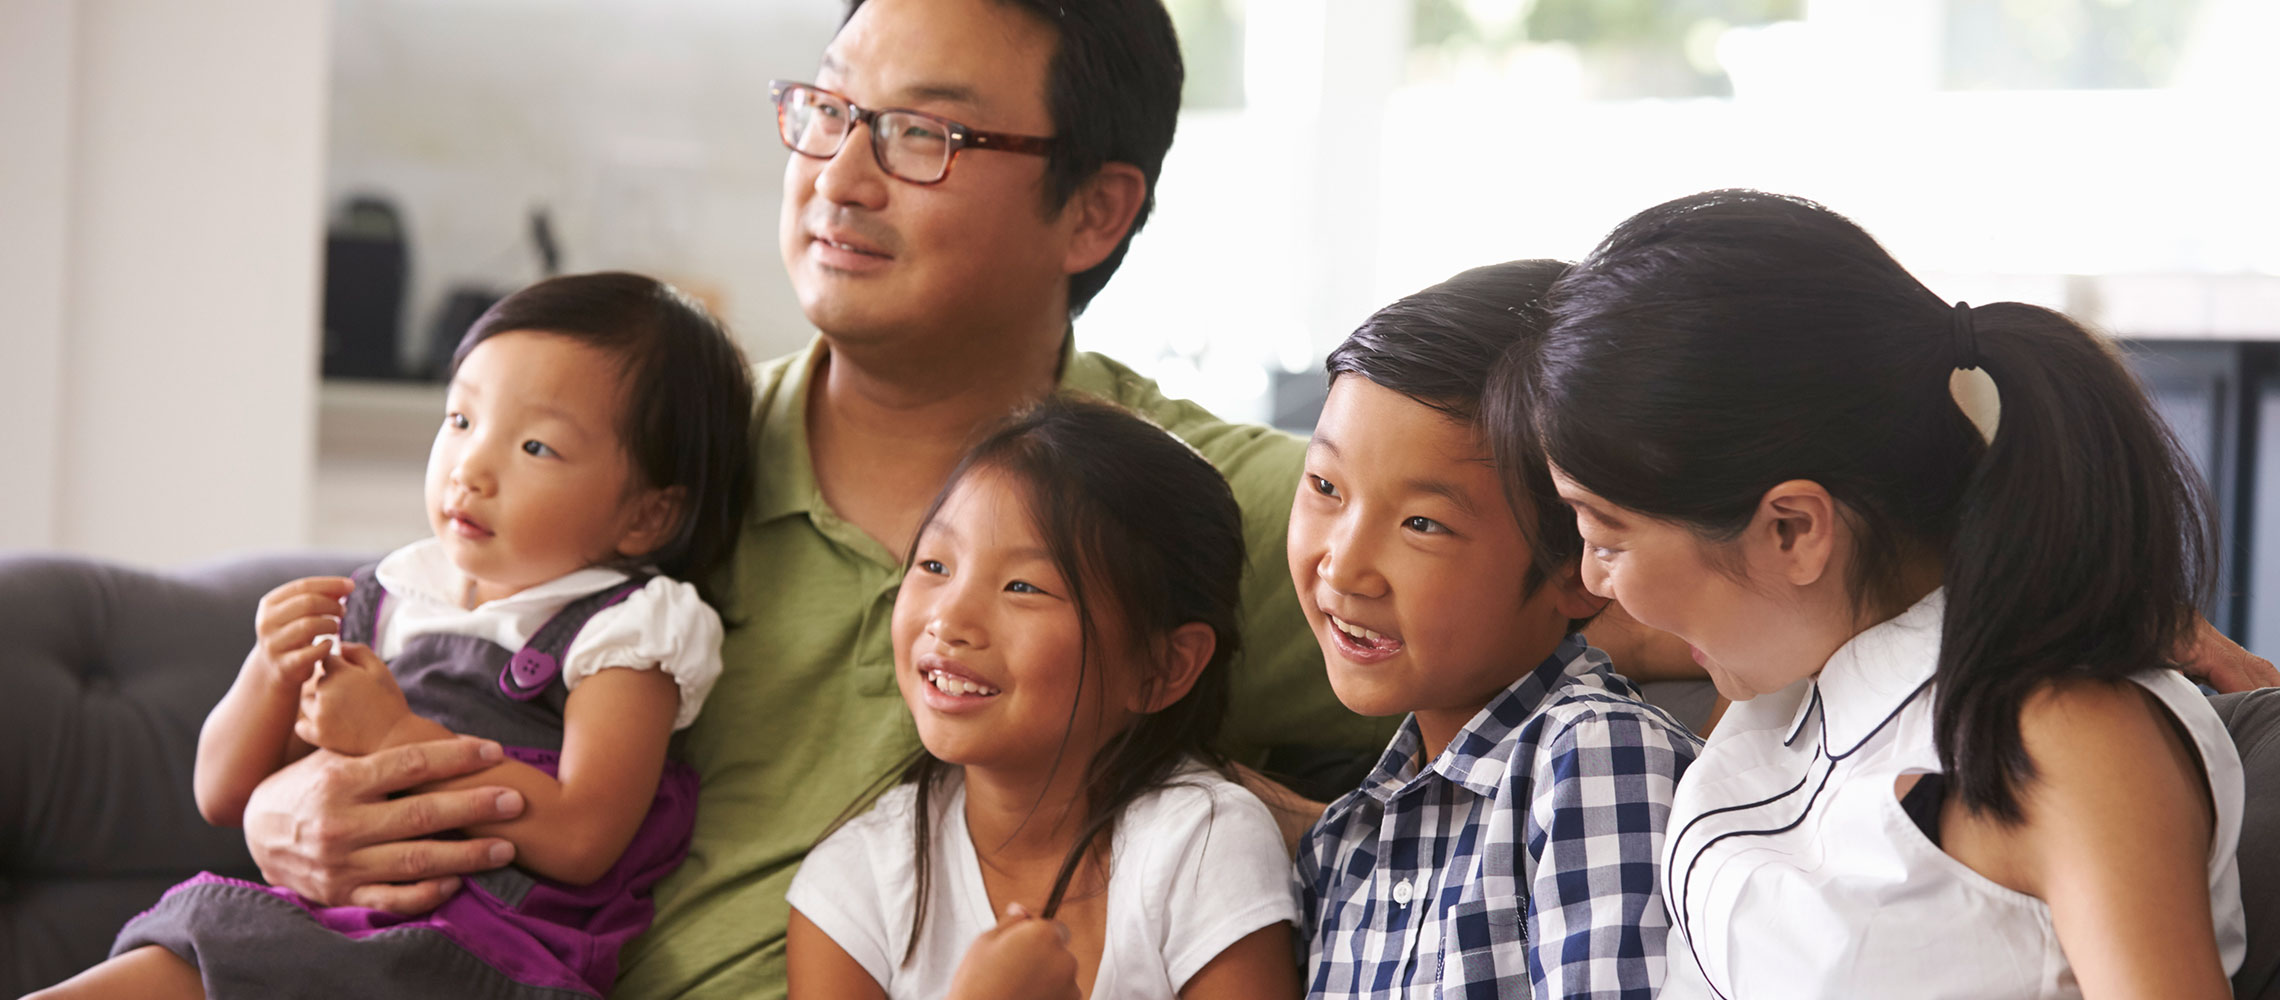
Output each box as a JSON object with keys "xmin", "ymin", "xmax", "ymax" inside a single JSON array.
[
  {"xmin": 241, "ymin": 738, "xmax": 524, "ymax": 914},
  {"xmin": 296, "ymin": 643, "xmax": 417, "ymax": 756},
  {"xmin": 251, "ymin": 576, "xmax": 355, "ymax": 690},
  {"xmin": 947, "ymin": 904, "xmax": 1080, "ymax": 1000}
]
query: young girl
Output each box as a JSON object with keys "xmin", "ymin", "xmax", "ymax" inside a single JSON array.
[
  {"xmin": 1520, "ymin": 189, "xmax": 2245, "ymax": 999},
  {"xmin": 39, "ymin": 272, "xmax": 755, "ymax": 1000},
  {"xmin": 784, "ymin": 397, "xmax": 1302, "ymax": 1000}
]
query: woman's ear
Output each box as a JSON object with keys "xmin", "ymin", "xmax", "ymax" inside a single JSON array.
[
  {"xmin": 1129, "ymin": 622, "xmax": 1217, "ymax": 714},
  {"xmin": 1747, "ymin": 479, "xmax": 1839, "ymax": 587},
  {"xmin": 616, "ymin": 485, "xmax": 687, "ymax": 561}
]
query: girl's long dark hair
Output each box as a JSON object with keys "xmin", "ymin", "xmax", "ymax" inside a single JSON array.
[
  {"xmin": 879, "ymin": 395, "xmax": 1246, "ymax": 961},
  {"xmin": 453, "ymin": 271, "xmax": 755, "ymax": 608},
  {"xmin": 1527, "ymin": 189, "xmax": 2213, "ymax": 822}
]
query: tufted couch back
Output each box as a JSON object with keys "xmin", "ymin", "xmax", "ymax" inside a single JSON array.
[
  {"xmin": 0, "ymin": 552, "xmax": 363, "ymax": 994},
  {"xmin": 2, "ymin": 552, "xmax": 2277, "ymax": 995}
]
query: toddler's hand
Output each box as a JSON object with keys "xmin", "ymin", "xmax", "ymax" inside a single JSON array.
[
  {"xmin": 296, "ymin": 643, "xmax": 414, "ymax": 756},
  {"xmin": 947, "ymin": 903, "xmax": 1080, "ymax": 1000},
  {"xmin": 252, "ymin": 576, "xmax": 356, "ymax": 689}
]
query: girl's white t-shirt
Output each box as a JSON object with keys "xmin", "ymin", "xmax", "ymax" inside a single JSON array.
[{"xmin": 787, "ymin": 762, "xmax": 1299, "ymax": 999}]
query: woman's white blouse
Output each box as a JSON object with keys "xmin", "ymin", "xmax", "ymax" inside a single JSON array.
[{"xmin": 1659, "ymin": 590, "xmax": 2245, "ymax": 1000}]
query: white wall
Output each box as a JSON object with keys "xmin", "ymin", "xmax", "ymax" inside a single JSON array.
[
  {"xmin": 325, "ymin": 0, "xmax": 838, "ymax": 369},
  {"xmin": 0, "ymin": 0, "xmax": 330, "ymax": 566}
]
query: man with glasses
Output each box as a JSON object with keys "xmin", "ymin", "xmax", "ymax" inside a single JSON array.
[{"xmin": 234, "ymin": 1, "xmax": 1384, "ymax": 997}]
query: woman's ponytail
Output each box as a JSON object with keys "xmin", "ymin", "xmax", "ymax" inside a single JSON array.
[{"xmin": 1935, "ymin": 304, "xmax": 2212, "ymax": 820}]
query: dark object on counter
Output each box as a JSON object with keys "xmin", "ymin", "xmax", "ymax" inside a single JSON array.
[{"xmin": 321, "ymin": 196, "xmax": 409, "ymax": 379}]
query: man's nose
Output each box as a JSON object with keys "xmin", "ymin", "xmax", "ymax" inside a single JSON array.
[{"xmin": 812, "ymin": 119, "xmax": 890, "ymax": 210}]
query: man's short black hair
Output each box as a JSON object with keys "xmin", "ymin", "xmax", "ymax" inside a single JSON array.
[{"xmin": 844, "ymin": 0, "xmax": 1183, "ymax": 315}]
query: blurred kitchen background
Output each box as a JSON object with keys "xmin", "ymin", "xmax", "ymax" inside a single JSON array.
[{"xmin": 6, "ymin": 0, "xmax": 2278, "ymax": 649}]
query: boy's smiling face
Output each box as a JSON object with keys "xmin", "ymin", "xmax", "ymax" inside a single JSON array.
[{"xmin": 1288, "ymin": 376, "xmax": 1601, "ymax": 757}]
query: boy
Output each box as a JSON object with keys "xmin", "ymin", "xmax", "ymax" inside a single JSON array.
[{"xmin": 1286, "ymin": 260, "xmax": 1702, "ymax": 999}]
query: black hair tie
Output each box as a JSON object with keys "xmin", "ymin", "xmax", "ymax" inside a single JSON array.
[{"xmin": 1951, "ymin": 301, "xmax": 1980, "ymax": 371}]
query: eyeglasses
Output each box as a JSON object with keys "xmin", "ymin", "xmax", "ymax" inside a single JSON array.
[{"xmin": 770, "ymin": 80, "xmax": 1056, "ymax": 185}]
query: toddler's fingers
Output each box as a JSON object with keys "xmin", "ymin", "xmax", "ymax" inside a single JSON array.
[
  {"xmin": 266, "ymin": 614, "xmax": 342, "ymax": 659},
  {"xmin": 259, "ymin": 593, "xmax": 347, "ymax": 641}
]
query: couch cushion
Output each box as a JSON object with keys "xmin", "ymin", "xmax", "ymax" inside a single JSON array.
[
  {"xmin": 2216, "ymin": 688, "xmax": 2280, "ymax": 1000},
  {"xmin": 0, "ymin": 551, "xmax": 365, "ymax": 994}
]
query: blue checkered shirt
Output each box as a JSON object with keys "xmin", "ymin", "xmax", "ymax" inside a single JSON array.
[{"xmin": 1296, "ymin": 636, "xmax": 1702, "ymax": 999}]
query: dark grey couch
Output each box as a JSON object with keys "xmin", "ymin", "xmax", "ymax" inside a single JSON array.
[
  {"xmin": 3, "ymin": 552, "xmax": 2276, "ymax": 996},
  {"xmin": 1, "ymin": 552, "xmax": 364, "ymax": 993}
]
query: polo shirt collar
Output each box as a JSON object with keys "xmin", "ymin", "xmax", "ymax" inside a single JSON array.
[
  {"xmin": 1358, "ymin": 633, "xmax": 1602, "ymax": 802},
  {"xmin": 750, "ymin": 331, "xmax": 1088, "ymax": 528}
]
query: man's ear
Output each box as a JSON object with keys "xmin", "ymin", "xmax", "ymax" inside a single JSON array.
[
  {"xmin": 1747, "ymin": 479, "xmax": 1839, "ymax": 587},
  {"xmin": 1130, "ymin": 621, "xmax": 1216, "ymax": 714},
  {"xmin": 1545, "ymin": 561, "xmax": 1611, "ymax": 621},
  {"xmin": 1061, "ymin": 162, "xmax": 1147, "ymax": 277},
  {"xmin": 616, "ymin": 485, "xmax": 687, "ymax": 562}
]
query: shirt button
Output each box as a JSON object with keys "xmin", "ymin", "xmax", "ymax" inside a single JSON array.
[{"xmin": 1392, "ymin": 878, "xmax": 1414, "ymax": 905}]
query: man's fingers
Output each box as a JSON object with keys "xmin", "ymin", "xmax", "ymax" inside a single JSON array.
[
  {"xmin": 344, "ymin": 837, "xmax": 514, "ymax": 890},
  {"xmin": 359, "ymin": 786, "xmax": 523, "ymax": 846},
  {"xmin": 344, "ymin": 738, "xmax": 509, "ymax": 796},
  {"xmin": 342, "ymin": 875, "xmax": 463, "ymax": 917}
]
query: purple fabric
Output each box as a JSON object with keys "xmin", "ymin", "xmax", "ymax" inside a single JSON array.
[{"xmin": 114, "ymin": 567, "xmax": 699, "ymax": 997}]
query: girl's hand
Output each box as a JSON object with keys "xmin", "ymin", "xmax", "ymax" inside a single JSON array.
[
  {"xmin": 296, "ymin": 643, "xmax": 416, "ymax": 756},
  {"xmin": 947, "ymin": 904, "xmax": 1080, "ymax": 1000},
  {"xmin": 253, "ymin": 576, "xmax": 356, "ymax": 689}
]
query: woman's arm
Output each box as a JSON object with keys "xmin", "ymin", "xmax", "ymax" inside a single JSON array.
[
  {"xmin": 194, "ymin": 576, "xmax": 353, "ymax": 826},
  {"xmin": 1179, "ymin": 922, "xmax": 1301, "ymax": 1000},
  {"xmin": 363, "ymin": 662, "xmax": 680, "ymax": 886},
  {"xmin": 1957, "ymin": 679, "xmax": 2231, "ymax": 1000},
  {"xmin": 786, "ymin": 907, "xmax": 891, "ymax": 1000}
]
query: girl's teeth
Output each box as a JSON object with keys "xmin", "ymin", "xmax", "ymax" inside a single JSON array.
[{"xmin": 927, "ymin": 670, "xmax": 998, "ymax": 697}]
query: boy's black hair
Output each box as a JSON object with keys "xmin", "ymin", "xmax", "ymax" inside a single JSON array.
[
  {"xmin": 888, "ymin": 394, "xmax": 1246, "ymax": 961},
  {"xmin": 453, "ymin": 271, "xmax": 756, "ymax": 608},
  {"xmin": 1327, "ymin": 259, "xmax": 1591, "ymax": 631},
  {"xmin": 841, "ymin": 0, "xmax": 1183, "ymax": 315}
]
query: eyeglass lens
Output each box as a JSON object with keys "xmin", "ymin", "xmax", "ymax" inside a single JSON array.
[{"xmin": 778, "ymin": 85, "xmax": 953, "ymax": 183}]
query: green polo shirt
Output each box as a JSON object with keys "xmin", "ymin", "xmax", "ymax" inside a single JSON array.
[{"xmin": 613, "ymin": 339, "xmax": 1388, "ymax": 999}]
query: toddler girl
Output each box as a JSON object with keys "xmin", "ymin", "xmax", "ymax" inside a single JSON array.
[
  {"xmin": 1523, "ymin": 189, "xmax": 2244, "ymax": 999},
  {"xmin": 784, "ymin": 397, "xmax": 1302, "ymax": 1000},
  {"xmin": 39, "ymin": 271, "xmax": 755, "ymax": 999}
]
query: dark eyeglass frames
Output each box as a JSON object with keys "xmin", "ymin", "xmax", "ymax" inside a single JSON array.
[{"xmin": 769, "ymin": 80, "xmax": 1055, "ymax": 185}]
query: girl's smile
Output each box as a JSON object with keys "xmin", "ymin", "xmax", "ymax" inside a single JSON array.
[{"xmin": 891, "ymin": 467, "xmax": 1140, "ymax": 774}]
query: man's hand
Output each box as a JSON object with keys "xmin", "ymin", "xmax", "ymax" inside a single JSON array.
[
  {"xmin": 296, "ymin": 643, "xmax": 416, "ymax": 756},
  {"xmin": 2177, "ymin": 616, "xmax": 2280, "ymax": 693},
  {"xmin": 242, "ymin": 738, "xmax": 524, "ymax": 914},
  {"xmin": 252, "ymin": 576, "xmax": 355, "ymax": 689},
  {"xmin": 947, "ymin": 904, "xmax": 1080, "ymax": 1000}
]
